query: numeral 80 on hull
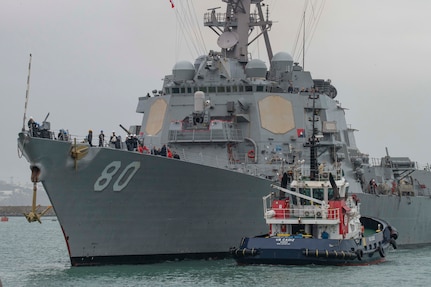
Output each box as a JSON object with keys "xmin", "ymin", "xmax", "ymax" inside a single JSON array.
[{"xmin": 94, "ymin": 161, "xmax": 141, "ymax": 191}]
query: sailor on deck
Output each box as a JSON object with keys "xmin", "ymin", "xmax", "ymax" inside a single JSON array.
[
  {"xmin": 27, "ymin": 116, "xmax": 39, "ymax": 137},
  {"xmin": 370, "ymin": 179, "xmax": 377, "ymax": 194}
]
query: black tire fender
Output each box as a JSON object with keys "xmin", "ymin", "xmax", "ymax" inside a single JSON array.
[
  {"xmin": 356, "ymin": 249, "xmax": 363, "ymax": 261},
  {"xmin": 378, "ymin": 245, "xmax": 385, "ymax": 258}
]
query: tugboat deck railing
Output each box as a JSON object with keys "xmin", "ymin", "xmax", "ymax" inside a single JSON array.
[{"xmin": 265, "ymin": 207, "xmax": 340, "ymax": 225}]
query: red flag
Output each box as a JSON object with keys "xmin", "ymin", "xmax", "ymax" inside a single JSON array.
[
  {"xmin": 297, "ymin": 128, "xmax": 305, "ymax": 138},
  {"xmin": 170, "ymin": 0, "xmax": 175, "ymax": 8}
]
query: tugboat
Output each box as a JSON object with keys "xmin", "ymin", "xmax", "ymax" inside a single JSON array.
[
  {"xmin": 230, "ymin": 95, "xmax": 398, "ymax": 266},
  {"xmin": 230, "ymin": 179, "xmax": 398, "ymax": 265}
]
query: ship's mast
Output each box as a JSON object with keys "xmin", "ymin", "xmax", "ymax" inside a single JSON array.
[
  {"xmin": 205, "ymin": 0, "xmax": 273, "ymax": 62},
  {"xmin": 225, "ymin": 0, "xmax": 249, "ymax": 62},
  {"xmin": 254, "ymin": 1, "xmax": 273, "ymax": 61}
]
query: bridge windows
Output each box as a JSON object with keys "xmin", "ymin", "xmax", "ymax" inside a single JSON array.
[{"xmin": 168, "ymin": 84, "xmax": 268, "ymax": 95}]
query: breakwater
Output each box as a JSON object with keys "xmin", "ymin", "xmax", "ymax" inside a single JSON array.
[{"xmin": 0, "ymin": 206, "xmax": 55, "ymax": 216}]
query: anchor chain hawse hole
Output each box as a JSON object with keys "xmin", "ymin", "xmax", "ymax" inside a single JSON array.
[{"xmin": 31, "ymin": 166, "xmax": 41, "ymax": 183}]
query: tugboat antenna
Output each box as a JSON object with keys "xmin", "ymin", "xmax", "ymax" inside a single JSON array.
[
  {"xmin": 302, "ymin": 11, "xmax": 305, "ymax": 69},
  {"xmin": 22, "ymin": 53, "xmax": 32, "ymax": 132}
]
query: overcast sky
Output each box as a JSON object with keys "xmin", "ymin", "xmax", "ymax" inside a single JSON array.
[{"xmin": 1, "ymin": 0, "xmax": 430, "ymax": 184}]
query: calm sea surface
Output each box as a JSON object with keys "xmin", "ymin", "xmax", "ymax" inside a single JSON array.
[{"xmin": 1, "ymin": 216, "xmax": 430, "ymax": 287}]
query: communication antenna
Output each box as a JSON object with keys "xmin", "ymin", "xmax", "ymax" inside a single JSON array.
[
  {"xmin": 22, "ymin": 53, "xmax": 32, "ymax": 131},
  {"xmin": 302, "ymin": 11, "xmax": 305, "ymax": 70}
]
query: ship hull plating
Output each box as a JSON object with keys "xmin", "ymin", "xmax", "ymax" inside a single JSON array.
[
  {"xmin": 356, "ymin": 193, "xmax": 431, "ymax": 247},
  {"xmin": 18, "ymin": 133, "xmax": 428, "ymax": 265},
  {"xmin": 19, "ymin": 133, "xmax": 271, "ymax": 265}
]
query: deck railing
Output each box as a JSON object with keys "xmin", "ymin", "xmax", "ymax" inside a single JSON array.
[
  {"xmin": 168, "ymin": 127, "xmax": 243, "ymax": 143},
  {"xmin": 265, "ymin": 206, "xmax": 340, "ymax": 221}
]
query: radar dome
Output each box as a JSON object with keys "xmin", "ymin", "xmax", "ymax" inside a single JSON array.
[
  {"xmin": 269, "ymin": 51, "xmax": 294, "ymax": 80},
  {"xmin": 245, "ymin": 59, "xmax": 267, "ymax": 78},
  {"xmin": 271, "ymin": 51, "xmax": 293, "ymax": 62},
  {"xmin": 173, "ymin": 61, "xmax": 195, "ymax": 81}
]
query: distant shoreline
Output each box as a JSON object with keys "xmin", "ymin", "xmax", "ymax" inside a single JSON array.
[{"xmin": 0, "ymin": 206, "xmax": 55, "ymax": 216}]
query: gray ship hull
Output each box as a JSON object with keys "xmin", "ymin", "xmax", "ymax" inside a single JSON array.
[
  {"xmin": 356, "ymin": 193, "xmax": 431, "ymax": 246},
  {"xmin": 18, "ymin": 133, "xmax": 271, "ymax": 265},
  {"xmin": 18, "ymin": 132, "xmax": 431, "ymax": 266}
]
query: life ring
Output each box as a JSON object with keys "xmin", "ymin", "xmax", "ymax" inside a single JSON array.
[
  {"xmin": 305, "ymin": 211, "xmax": 310, "ymax": 217},
  {"xmin": 316, "ymin": 212, "xmax": 322, "ymax": 217},
  {"xmin": 378, "ymin": 245, "xmax": 385, "ymax": 258},
  {"xmin": 247, "ymin": 150, "xmax": 255, "ymax": 159}
]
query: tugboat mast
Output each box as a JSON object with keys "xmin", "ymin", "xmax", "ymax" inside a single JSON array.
[{"xmin": 308, "ymin": 93, "xmax": 320, "ymax": 180}]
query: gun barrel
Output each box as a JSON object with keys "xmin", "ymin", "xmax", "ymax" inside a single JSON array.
[
  {"xmin": 119, "ymin": 124, "xmax": 131, "ymax": 135},
  {"xmin": 43, "ymin": 112, "xmax": 50, "ymax": 123}
]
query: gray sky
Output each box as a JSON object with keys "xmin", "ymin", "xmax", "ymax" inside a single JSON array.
[{"xmin": 1, "ymin": 0, "xmax": 431, "ymax": 184}]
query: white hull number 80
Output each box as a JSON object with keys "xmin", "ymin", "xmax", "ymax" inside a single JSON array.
[{"xmin": 94, "ymin": 161, "xmax": 141, "ymax": 191}]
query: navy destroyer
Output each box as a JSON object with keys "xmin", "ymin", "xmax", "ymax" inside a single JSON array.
[{"xmin": 17, "ymin": 0, "xmax": 431, "ymax": 266}]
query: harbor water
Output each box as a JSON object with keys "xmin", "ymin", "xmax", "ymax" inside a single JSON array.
[{"xmin": 0, "ymin": 217, "xmax": 430, "ymax": 287}]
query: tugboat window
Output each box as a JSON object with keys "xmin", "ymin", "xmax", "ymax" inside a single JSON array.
[
  {"xmin": 172, "ymin": 88, "xmax": 180, "ymax": 94},
  {"xmin": 299, "ymin": 188, "xmax": 311, "ymax": 205},
  {"xmin": 328, "ymin": 188, "xmax": 335, "ymax": 200},
  {"xmin": 314, "ymin": 188, "xmax": 324, "ymax": 201}
]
